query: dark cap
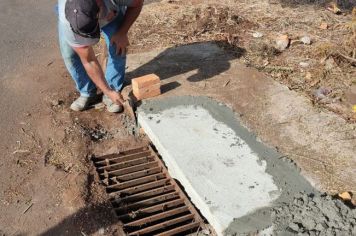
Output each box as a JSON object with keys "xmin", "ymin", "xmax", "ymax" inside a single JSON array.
[{"xmin": 65, "ymin": 0, "xmax": 100, "ymax": 46}]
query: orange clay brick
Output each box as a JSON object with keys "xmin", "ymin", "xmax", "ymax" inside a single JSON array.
[
  {"xmin": 133, "ymin": 83, "xmax": 161, "ymax": 101},
  {"xmin": 132, "ymin": 74, "xmax": 160, "ymax": 90}
]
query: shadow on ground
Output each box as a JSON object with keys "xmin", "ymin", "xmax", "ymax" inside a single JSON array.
[
  {"xmin": 126, "ymin": 41, "xmax": 245, "ymax": 83},
  {"xmin": 36, "ymin": 41, "xmax": 242, "ymax": 235},
  {"xmin": 39, "ymin": 201, "xmax": 120, "ymax": 236}
]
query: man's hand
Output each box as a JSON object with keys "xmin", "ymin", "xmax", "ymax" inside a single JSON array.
[
  {"xmin": 106, "ymin": 90, "xmax": 125, "ymax": 105},
  {"xmin": 109, "ymin": 0, "xmax": 143, "ymax": 55},
  {"xmin": 110, "ymin": 31, "xmax": 129, "ymax": 56}
]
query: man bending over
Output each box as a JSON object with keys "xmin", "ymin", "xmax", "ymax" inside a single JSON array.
[{"xmin": 58, "ymin": 0, "xmax": 143, "ymax": 112}]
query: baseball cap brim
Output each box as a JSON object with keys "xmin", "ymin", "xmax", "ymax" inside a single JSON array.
[{"xmin": 72, "ymin": 31, "xmax": 100, "ymax": 46}]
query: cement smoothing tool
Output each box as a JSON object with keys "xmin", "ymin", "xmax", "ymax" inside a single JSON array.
[{"xmin": 137, "ymin": 96, "xmax": 315, "ymax": 236}]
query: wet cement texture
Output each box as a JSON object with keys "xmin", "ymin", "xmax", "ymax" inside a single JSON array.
[
  {"xmin": 138, "ymin": 96, "xmax": 356, "ymax": 235},
  {"xmin": 140, "ymin": 101, "xmax": 279, "ymax": 234},
  {"xmin": 273, "ymin": 192, "xmax": 356, "ymax": 236}
]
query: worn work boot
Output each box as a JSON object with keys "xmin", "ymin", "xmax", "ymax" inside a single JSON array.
[
  {"xmin": 103, "ymin": 95, "xmax": 123, "ymax": 113},
  {"xmin": 70, "ymin": 95, "xmax": 98, "ymax": 111}
]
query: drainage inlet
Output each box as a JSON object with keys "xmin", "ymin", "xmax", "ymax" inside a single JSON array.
[{"xmin": 92, "ymin": 146, "xmax": 209, "ymax": 236}]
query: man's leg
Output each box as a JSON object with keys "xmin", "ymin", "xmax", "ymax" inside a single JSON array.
[
  {"xmin": 58, "ymin": 22, "xmax": 97, "ymax": 111},
  {"xmin": 101, "ymin": 16, "xmax": 126, "ymax": 113},
  {"xmin": 101, "ymin": 16, "xmax": 126, "ymax": 92}
]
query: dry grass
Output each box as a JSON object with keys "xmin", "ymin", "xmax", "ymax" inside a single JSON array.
[
  {"xmin": 126, "ymin": 0, "xmax": 356, "ymax": 120},
  {"xmin": 128, "ymin": 2, "xmax": 254, "ymax": 54},
  {"xmin": 278, "ymin": 0, "xmax": 355, "ymax": 10}
]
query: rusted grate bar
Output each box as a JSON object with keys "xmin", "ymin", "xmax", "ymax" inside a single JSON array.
[
  {"xmin": 98, "ymin": 156, "xmax": 155, "ymax": 172},
  {"xmin": 112, "ymin": 185, "xmax": 175, "ymax": 203},
  {"xmin": 156, "ymin": 222, "xmax": 201, "ymax": 236},
  {"xmin": 108, "ymin": 178, "xmax": 171, "ymax": 196},
  {"xmin": 101, "ymin": 161, "xmax": 159, "ymax": 178},
  {"xmin": 107, "ymin": 173, "xmax": 166, "ymax": 191},
  {"xmin": 115, "ymin": 192, "xmax": 179, "ymax": 213},
  {"xmin": 116, "ymin": 198, "xmax": 185, "ymax": 221},
  {"xmin": 92, "ymin": 145, "xmax": 210, "ymax": 236},
  {"xmin": 108, "ymin": 167, "xmax": 163, "ymax": 183},
  {"xmin": 124, "ymin": 206, "xmax": 189, "ymax": 227},
  {"xmin": 93, "ymin": 147, "xmax": 149, "ymax": 161},
  {"xmin": 128, "ymin": 214, "xmax": 195, "ymax": 236}
]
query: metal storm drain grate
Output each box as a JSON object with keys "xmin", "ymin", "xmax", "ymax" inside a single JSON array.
[{"xmin": 92, "ymin": 146, "xmax": 208, "ymax": 236}]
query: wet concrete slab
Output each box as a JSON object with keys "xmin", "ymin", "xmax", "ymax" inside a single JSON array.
[{"xmin": 138, "ymin": 96, "xmax": 315, "ymax": 236}]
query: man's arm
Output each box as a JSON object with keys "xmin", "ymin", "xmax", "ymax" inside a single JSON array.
[
  {"xmin": 72, "ymin": 46, "xmax": 125, "ymax": 104},
  {"xmin": 110, "ymin": 0, "xmax": 144, "ymax": 55},
  {"xmin": 118, "ymin": 0, "xmax": 144, "ymax": 34}
]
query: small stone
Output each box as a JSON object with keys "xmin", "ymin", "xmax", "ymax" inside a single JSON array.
[
  {"xmin": 303, "ymin": 218, "xmax": 316, "ymax": 230},
  {"xmin": 64, "ymin": 163, "xmax": 73, "ymax": 172},
  {"xmin": 315, "ymin": 223, "xmax": 324, "ymax": 231},
  {"xmin": 275, "ymin": 35, "xmax": 290, "ymax": 51},
  {"xmin": 352, "ymin": 105, "xmax": 356, "ymax": 113},
  {"xmin": 290, "ymin": 39, "xmax": 303, "ymax": 46},
  {"xmin": 320, "ymin": 22, "xmax": 328, "ymax": 30},
  {"xmin": 299, "ymin": 62, "xmax": 310, "ymax": 68},
  {"xmin": 313, "ymin": 87, "xmax": 332, "ymax": 101},
  {"xmin": 302, "ymin": 194, "xmax": 308, "ymax": 203},
  {"xmin": 288, "ymin": 222, "xmax": 300, "ymax": 232},
  {"xmin": 327, "ymin": 3, "xmax": 342, "ymax": 14},
  {"xmin": 338, "ymin": 192, "xmax": 352, "ymax": 201},
  {"xmin": 324, "ymin": 57, "xmax": 336, "ymax": 70},
  {"xmin": 300, "ymin": 36, "xmax": 312, "ymax": 45},
  {"xmin": 252, "ymin": 32, "xmax": 263, "ymax": 38},
  {"xmin": 51, "ymin": 100, "xmax": 60, "ymax": 106},
  {"xmin": 139, "ymin": 127, "xmax": 145, "ymax": 135},
  {"xmin": 263, "ymin": 58, "xmax": 269, "ymax": 66},
  {"xmin": 305, "ymin": 72, "xmax": 312, "ymax": 80},
  {"xmin": 352, "ymin": 198, "xmax": 356, "ymax": 206},
  {"xmin": 309, "ymin": 230, "xmax": 317, "ymax": 236}
]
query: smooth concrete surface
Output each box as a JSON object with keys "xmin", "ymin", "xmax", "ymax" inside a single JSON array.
[{"xmin": 138, "ymin": 99, "xmax": 280, "ymax": 235}]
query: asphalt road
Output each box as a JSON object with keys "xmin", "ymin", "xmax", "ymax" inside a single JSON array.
[
  {"xmin": 0, "ymin": 0, "xmax": 160, "ymax": 154},
  {"xmin": 0, "ymin": 0, "xmax": 58, "ymax": 78},
  {"xmin": 0, "ymin": 0, "xmax": 59, "ymax": 161},
  {"xmin": 0, "ymin": 0, "xmax": 161, "ymax": 79}
]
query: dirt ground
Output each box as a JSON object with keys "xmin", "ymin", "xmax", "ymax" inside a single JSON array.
[
  {"xmin": 0, "ymin": 54, "xmax": 145, "ymax": 235},
  {"xmin": 130, "ymin": 0, "xmax": 356, "ymax": 120},
  {"xmin": 0, "ymin": 0, "xmax": 355, "ymax": 235}
]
